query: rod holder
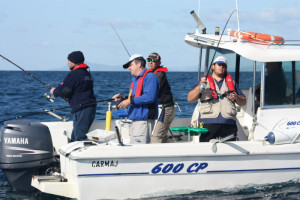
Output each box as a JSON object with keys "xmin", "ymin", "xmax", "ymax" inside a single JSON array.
[{"xmin": 190, "ymin": 10, "xmax": 206, "ymax": 34}]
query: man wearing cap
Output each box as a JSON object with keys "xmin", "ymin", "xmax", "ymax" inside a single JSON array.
[
  {"xmin": 112, "ymin": 54, "xmax": 160, "ymax": 144},
  {"xmin": 147, "ymin": 52, "xmax": 175, "ymax": 143},
  {"xmin": 50, "ymin": 51, "xmax": 96, "ymax": 142},
  {"xmin": 187, "ymin": 56, "xmax": 246, "ymax": 142}
]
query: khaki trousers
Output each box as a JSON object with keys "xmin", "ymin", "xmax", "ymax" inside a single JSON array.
[
  {"xmin": 129, "ymin": 119, "xmax": 155, "ymax": 144},
  {"xmin": 151, "ymin": 106, "xmax": 175, "ymax": 143}
]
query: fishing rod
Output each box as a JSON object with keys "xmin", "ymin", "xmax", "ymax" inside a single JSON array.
[
  {"xmin": 108, "ymin": 22, "xmax": 131, "ymax": 57},
  {"xmin": 0, "ymin": 98, "xmax": 113, "ymax": 123},
  {"xmin": 200, "ymin": 9, "xmax": 236, "ymax": 91},
  {"xmin": 0, "ymin": 54, "xmax": 52, "ymax": 89},
  {"xmin": 0, "ymin": 54, "xmax": 70, "ymax": 102},
  {"xmin": 0, "ymin": 54, "xmax": 57, "ymax": 102}
]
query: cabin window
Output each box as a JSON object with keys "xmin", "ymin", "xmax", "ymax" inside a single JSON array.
[
  {"xmin": 263, "ymin": 61, "xmax": 300, "ymax": 106},
  {"xmin": 295, "ymin": 61, "xmax": 300, "ymax": 104}
]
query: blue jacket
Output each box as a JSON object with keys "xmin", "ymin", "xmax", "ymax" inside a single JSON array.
[
  {"xmin": 53, "ymin": 65, "xmax": 96, "ymax": 113},
  {"xmin": 128, "ymin": 69, "xmax": 160, "ymax": 120}
]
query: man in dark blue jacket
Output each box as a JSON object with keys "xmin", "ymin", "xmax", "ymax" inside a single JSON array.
[{"xmin": 50, "ymin": 51, "xmax": 96, "ymax": 141}]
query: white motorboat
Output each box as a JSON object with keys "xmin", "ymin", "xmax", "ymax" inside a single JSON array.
[{"xmin": 1, "ymin": 8, "xmax": 300, "ymax": 200}]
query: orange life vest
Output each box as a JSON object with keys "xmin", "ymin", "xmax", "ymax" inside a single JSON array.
[
  {"xmin": 153, "ymin": 67, "xmax": 168, "ymax": 73},
  {"xmin": 72, "ymin": 63, "xmax": 88, "ymax": 71},
  {"xmin": 202, "ymin": 74, "xmax": 235, "ymax": 99},
  {"xmin": 129, "ymin": 69, "xmax": 152, "ymax": 98}
]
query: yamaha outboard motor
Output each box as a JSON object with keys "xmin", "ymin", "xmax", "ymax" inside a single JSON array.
[{"xmin": 0, "ymin": 121, "xmax": 55, "ymax": 192}]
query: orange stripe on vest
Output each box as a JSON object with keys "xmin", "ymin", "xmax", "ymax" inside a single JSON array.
[
  {"xmin": 202, "ymin": 74, "xmax": 235, "ymax": 99},
  {"xmin": 153, "ymin": 67, "xmax": 168, "ymax": 73},
  {"xmin": 129, "ymin": 69, "xmax": 152, "ymax": 98}
]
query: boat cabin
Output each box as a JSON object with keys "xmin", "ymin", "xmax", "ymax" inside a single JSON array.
[{"xmin": 185, "ymin": 28, "xmax": 300, "ymax": 143}]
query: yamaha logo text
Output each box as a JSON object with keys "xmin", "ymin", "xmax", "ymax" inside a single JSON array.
[{"xmin": 4, "ymin": 137, "xmax": 29, "ymax": 145}]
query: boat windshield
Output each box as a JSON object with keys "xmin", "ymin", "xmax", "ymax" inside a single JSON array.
[
  {"xmin": 206, "ymin": 48, "xmax": 300, "ymax": 108},
  {"xmin": 263, "ymin": 61, "xmax": 300, "ymax": 106},
  {"xmin": 206, "ymin": 48, "xmax": 261, "ymax": 90}
]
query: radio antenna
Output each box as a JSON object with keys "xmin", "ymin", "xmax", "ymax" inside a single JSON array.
[{"xmin": 235, "ymin": 0, "xmax": 241, "ymax": 39}]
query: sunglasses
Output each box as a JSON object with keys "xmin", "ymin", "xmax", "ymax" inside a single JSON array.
[
  {"xmin": 147, "ymin": 58, "xmax": 158, "ymax": 62},
  {"xmin": 216, "ymin": 63, "xmax": 227, "ymax": 68}
]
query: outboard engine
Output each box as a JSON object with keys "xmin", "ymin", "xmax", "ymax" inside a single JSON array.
[{"xmin": 0, "ymin": 121, "xmax": 56, "ymax": 192}]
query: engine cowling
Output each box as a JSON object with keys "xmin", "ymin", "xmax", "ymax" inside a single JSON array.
[{"xmin": 0, "ymin": 121, "xmax": 55, "ymax": 192}]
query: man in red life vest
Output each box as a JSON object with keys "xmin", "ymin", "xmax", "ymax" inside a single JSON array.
[
  {"xmin": 187, "ymin": 56, "xmax": 246, "ymax": 142},
  {"xmin": 112, "ymin": 54, "xmax": 160, "ymax": 144},
  {"xmin": 50, "ymin": 51, "xmax": 96, "ymax": 142},
  {"xmin": 147, "ymin": 52, "xmax": 175, "ymax": 143}
]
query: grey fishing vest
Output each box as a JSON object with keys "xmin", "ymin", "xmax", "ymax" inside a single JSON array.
[{"xmin": 199, "ymin": 78, "xmax": 237, "ymax": 119}]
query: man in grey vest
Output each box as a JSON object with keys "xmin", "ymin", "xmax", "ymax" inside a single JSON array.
[{"xmin": 187, "ymin": 56, "xmax": 246, "ymax": 142}]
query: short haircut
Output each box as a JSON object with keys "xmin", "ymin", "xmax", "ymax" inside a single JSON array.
[{"xmin": 134, "ymin": 58, "xmax": 146, "ymax": 68}]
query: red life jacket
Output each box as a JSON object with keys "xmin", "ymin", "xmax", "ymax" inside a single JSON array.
[
  {"xmin": 129, "ymin": 69, "xmax": 152, "ymax": 97},
  {"xmin": 202, "ymin": 74, "xmax": 235, "ymax": 99},
  {"xmin": 153, "ymin": 67, "xmax": 168, "ymax": 73},
  {"xmin": 60, "ymin": 63, "xmax": 89, "ymax": 86},
  {"xmin": 72, "ymin": 63, "xmax": 88, "ymax": 71}
]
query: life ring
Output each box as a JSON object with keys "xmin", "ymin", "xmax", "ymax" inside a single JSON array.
[{"xmin": 230, "ymin": 30, "xmax": 285, "ymax": 44}]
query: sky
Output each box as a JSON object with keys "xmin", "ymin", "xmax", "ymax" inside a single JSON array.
[{"xmin": 0, "ymin": 0, "xmax": 300, "ymax": 71}]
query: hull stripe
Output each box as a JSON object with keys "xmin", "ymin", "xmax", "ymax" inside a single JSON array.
[{"xmin": 78, "ymin": 167, "xmax": 300, "ymax": 177}]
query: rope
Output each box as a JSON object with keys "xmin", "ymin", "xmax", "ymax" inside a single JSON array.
[{"xmin": 209, "ymin": 134, "xmax": 235, "ymax": 152}]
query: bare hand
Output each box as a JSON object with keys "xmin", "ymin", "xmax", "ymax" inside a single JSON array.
[
  {"xmin": 229, "ymin": 91, "xmax": 246, "ymax": 106},
  {"xmin": 229, "ymin": 92, "xmax": 238, "ymax": 101},
  {"xmin": 112, "ymin": 93, "xmax": 122, "ymax": 102},
  {"xmin": 199, "ymin": 79, "xmax": 207, "ymax": 86},
  {"xmin": 118, "ymin": 99, "xmax": 130, "ymax": 109},
  {"xmin": 50, "ymin": 87, "xmax": 56, "ymax": 94},
  {"xmin": 199, "ymin": 79, "xmax": 207, "ymax": 92}
]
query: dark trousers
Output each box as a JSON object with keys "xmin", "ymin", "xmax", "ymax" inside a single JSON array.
[
  {"xmin": 200, "ymin": 123, "xmax": 237, "ymax": 142},
  {"xmin": 71, "ymin": 106, "xmax": 96, "ymax": 142}
]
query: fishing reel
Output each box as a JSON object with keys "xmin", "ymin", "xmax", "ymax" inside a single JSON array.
[
  {"xmin": 111, "ymin": 105, "xmax": 119, "ymax": 111},
  {"xmin": 200, "ymin": 83, "xmax": 206, "ymax": 92},
  {"xmin": 44, "ymin": 93, "xmax": 55, "ymax": 103}
]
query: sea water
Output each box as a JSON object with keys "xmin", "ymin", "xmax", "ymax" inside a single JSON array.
[{"xmin": 1, "ymin": 71, "xmax": 300, "ymax": 199}]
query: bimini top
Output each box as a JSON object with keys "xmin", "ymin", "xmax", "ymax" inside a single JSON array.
[{"xmin": 185, "ymin": 30, "xmax": 300, "ymax": 63}]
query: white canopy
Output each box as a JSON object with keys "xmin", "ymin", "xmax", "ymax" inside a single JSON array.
[{"xmin": 185, "ymin": 32, "xmax": 300, "ymax": 63}]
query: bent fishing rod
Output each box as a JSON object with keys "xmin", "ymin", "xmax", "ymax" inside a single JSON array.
[
  {"xmin": 200, "ymin": 9, "xmax": 236, "ymax": 90},
  {"xmin": 0, "ymin": 54, "xmax": 67, "ymax": 102},
  {"xmin": 0, "ymin": 54, "xmax": 52, "ymax": 89},
  {"xmin": 108, "ymin": 22, "xmax": 131, "ymax": 57},
  {"xmin": 0, "ymin": 98, "xmax": 113, "ymax": 123}
]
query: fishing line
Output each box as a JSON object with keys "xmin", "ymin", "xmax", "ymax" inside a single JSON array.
[
  {"xmin": 108, "ymin": 22, "xmax": 131, "ymax": 57},
  {"xmin": 0, "ymin": 98, "xmax": 114, "ymax": 123},
  {"xmin": 0, "ymin": 54, "xmax": 52, "ymax": 89}
]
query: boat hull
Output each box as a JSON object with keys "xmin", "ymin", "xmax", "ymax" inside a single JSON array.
[{"xmin": 32, "ymin": 141, "xmax": 300, "ymax": 199}]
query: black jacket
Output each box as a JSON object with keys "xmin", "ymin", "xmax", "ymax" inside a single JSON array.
[
  {"xmin": 153, "ymin": 67, "xmax": 173, "ymax": 105},
  {"xmin": 54, "ymin": 65, "xmax": 96, "ymax": 113}
]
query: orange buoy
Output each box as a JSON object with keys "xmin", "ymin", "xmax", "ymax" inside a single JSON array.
[{"xmin": 230, "ymin": 30, "xmax": 285, "ymax": 44}]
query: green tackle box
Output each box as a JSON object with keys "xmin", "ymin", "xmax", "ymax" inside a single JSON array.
[
  {"xmin": 170, "ymin": 126, "xmax": 209, "ymax": 136},
  {"xmin": 188, "ymin": 127, "xmax": 209, "ymax": 136},
  {"xmin": 169, "ymin": 126, "xmax": 189, "ymax": 134}
]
